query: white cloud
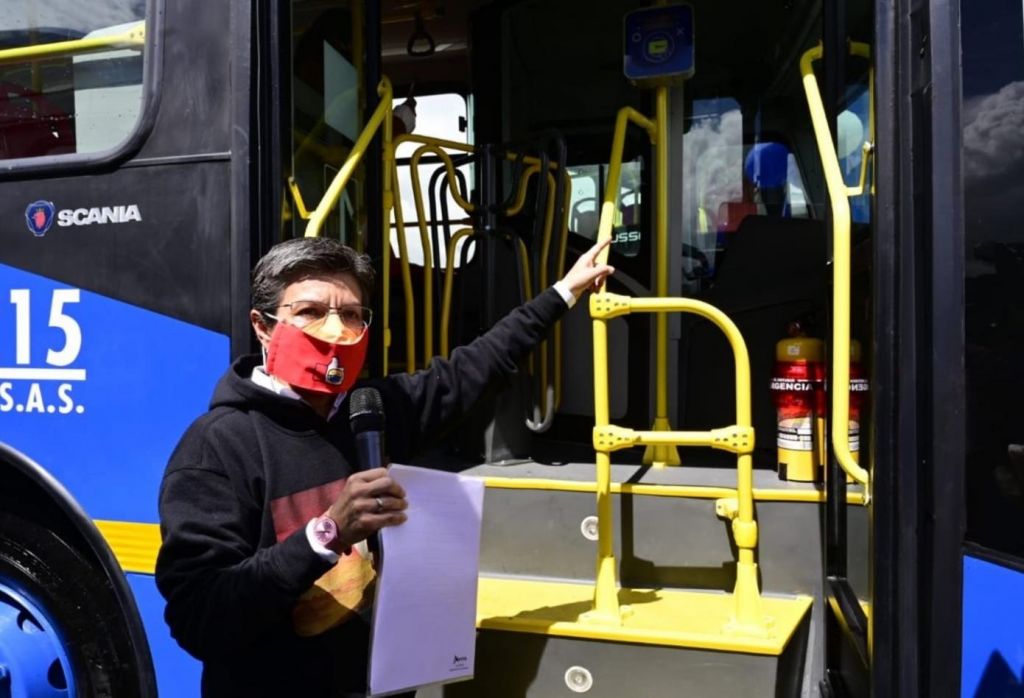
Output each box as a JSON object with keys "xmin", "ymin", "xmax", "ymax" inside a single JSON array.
[{"xmin": 963, "ymin": 80, "xmax": 1024, "ymax": 181}]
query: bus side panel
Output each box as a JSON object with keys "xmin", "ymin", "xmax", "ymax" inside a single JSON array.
[
  {"xmin": 0, "ymin": 261, "xmax": 227, "ymax": 523},
  {"xmin": 960, "ymin": 554, "xmax": 1024, "ymax": 696},
  {"xmin": 128, "ymin": 572, "xmax": 203, "ymax": 698},
  {"xmin": 0, "ymin": 163, "xmax": 233, "ymax": 334},
  {"xmin": 137, "ymin": 0, "xmax": 232, "ymax": 162}
]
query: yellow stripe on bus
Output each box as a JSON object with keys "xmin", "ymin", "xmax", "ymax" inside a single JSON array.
[
  {"xmin": 93, "ymin": 474, "xmax": 866, "ymax": 577},
  {"xmin": 94, "ymin": 520, "xmax": 161, "ymax": 574}
]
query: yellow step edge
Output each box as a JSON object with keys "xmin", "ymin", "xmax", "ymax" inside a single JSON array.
[
  {"xmin": 481, "ymin": 476, "xmax": 867, "ymax": 505},
  {"xmin": 476, "ymin": 576, "xmax": 813, "ymax": 656}
]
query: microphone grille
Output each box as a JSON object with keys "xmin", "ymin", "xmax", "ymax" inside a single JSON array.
[{"xmin": 349, "ymin": 387, "xmax": 385, "ymax": 432}]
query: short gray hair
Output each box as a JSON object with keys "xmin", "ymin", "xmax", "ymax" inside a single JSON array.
[{"xmin": 251, "ymin": 237, "xmax": 375, "ymax": 317}]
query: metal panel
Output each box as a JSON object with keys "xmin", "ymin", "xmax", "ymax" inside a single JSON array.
[
  {"xmin": 470, "ymin": 463, "xmax": 870, "ymax": 695},
  {"xmin": 420, "ymin": 628, "xmax": 807, "ymax": 698},
  {"xmin": 0, "ymin": 162, "xmax": 233, "ymax": 334}
]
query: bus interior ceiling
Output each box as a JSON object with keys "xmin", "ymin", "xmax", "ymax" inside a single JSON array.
[{"xmin": 379, "ymin": 0, "xmax": 874, "ymax": 470}]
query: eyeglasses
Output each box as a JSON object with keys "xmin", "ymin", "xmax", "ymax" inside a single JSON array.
[{"xmin": 275, "ymin": 300, "xmax": 373, "ymax": 331}]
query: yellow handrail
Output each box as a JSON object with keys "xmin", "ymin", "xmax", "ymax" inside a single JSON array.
[
  {"xmin": 504, "ymin": 164, "xmax": 542, "ymax": 217},
  {"xmin": 594, "ymin": 98, "xmax": 679, "ymax": 466},
  {"xmin": 381, "ymin": 89, "xmax": 395, "ymax": 376},
  {"xmin": 799, "ymin": 44, "xmax": 871, "ymax": 491},
  {"xmin": 306, "ymin": 77, "xmax": 393, "ymax": 238},
  {"xmin": 407, "ymin": 145, "xmax": 477, "ymax": 364},
  {"xmin": 0, "ymin": 22, "xmax": 145, "ymax": 65},
  {"xmin": 440, "ymin": 228, "xmax": 478, "ymax": 357},
  {"xmin": 589, "ymin": 292, "xmax": 767, "ymax": 635},
  {"xmin": 394, "ymin": 133, "xmax": 476, "ymax": 154},
  {"xmin": 554, "ymin": 170, "xmax": 572, "ymax": 409},
  {"xmin": 388, "ymin": 161, "xmax": 417, "ymax": 373},
  {"xmin": 525, "ymin": 172, "xmax": 559, "ymax": 431},
  {"xmin": 287, "ymin": 177, "xmax": 312, "ymax": 220}
]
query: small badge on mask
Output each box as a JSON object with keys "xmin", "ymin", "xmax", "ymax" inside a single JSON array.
[{"xmin": 322, "ymin": 357, "xmax": 345, "ymax": 386}]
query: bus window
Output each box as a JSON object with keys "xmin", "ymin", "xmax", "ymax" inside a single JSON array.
[
  {"xmin": 391, "ymin": 92, "xmax": 472, "ymax": 268},
  {"xmin": 0, "ymin": 1, "xmax": 147, "ymax": 161},
  {"xmin": 962, "ymin": 0, "xmax": 1024, "ymax": 559},
  {"xmin": 566, "ymin": 160, "xmax": 643, "ymax": 257},
  {"xmin": 839, "ymin": 86, "xmax": 872, "ymax": 224},
  {"xmin": 684, "ymin": 98, "xmax": 810, "ymax": 281},
  {"xmin": 289, "ymin": 0, "xmax": 361, "ymax": 245}
]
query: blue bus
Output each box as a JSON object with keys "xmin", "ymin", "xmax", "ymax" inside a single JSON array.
[{"xmin": 0, "ymin": 0, "xmax": 1021, "ymax": 696}]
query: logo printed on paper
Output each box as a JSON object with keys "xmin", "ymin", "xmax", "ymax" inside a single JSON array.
[
  {"xmin": 450, "ymin": 653, "xmax": 469, "ymax": 672},
  {"xmin": 24, "ymin": 201, "xmax": 56, "ymax": 237}
]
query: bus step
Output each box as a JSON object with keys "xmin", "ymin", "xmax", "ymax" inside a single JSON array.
[{"xmin": 419, "ymin": 576, "xmax": 811, "ymax": 697}]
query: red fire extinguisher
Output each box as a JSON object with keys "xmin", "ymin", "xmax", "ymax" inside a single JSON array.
[
  {"xmin": 772, "ymin": 324, "xmax": 868, "ymax": 482},
  {"xmin": 771, "ymin": 322, "xmax": 826, "ymax": 482}
]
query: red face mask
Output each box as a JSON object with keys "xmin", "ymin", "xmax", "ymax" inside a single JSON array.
[{"xmin": 265, "ymin": 320, "xmax": 369, "ymax": 394}]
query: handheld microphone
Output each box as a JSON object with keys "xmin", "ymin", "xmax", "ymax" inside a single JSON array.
[{"xmin": 349, "ymin": 388, "xmax": 386, "ymax": 471}]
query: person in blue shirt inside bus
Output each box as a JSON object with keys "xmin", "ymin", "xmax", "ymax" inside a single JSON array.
[{"xmin": 155, "ymin": 236, "xmax": 613, "ymax": 697}]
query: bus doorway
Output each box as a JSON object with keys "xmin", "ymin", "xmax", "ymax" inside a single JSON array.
[{"xmin": 375, "ymin": 0, "xmax": 876, "ymax": 696}]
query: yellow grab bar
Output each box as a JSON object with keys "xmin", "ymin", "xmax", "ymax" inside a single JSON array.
[
  {"xmin": 0, "ymin": 22, "xmax": 145, "ymax": 65},
  {"xmin": 381, "ymin": 84, "xmax": 395, "ymax": 376},
  {"xmin": 504, "ymin": 164, "xmax": 542, "ymax": 217},
  {"xmin": 800, "ymin": 44, "xmax": 870, "ymax": 491},
  {"xmin": 393, "ymin": 133, "xmax": 476, "ymax": 154},
  {"xmin": 589, "ymin": 291, "xmax": 766, "ymax": 635},
  {"xmin": 594, "ymin": 97, "xmax": 678, "ymax": 466},
  {"xmin": 440, "ymin": 228, "xmax": 478, "ymax": 357},
  {"xmin": 525, "ymin": 172, "xmax": 559, "ymax": 432},
  {"xmin": 287, "ymin": 177, "xmax": 312, "ymax": 220},
  {"xmin": 554, "ymin": 170, "xmax": 572, "ymax": 409},
  {"xmin": 306, "ymin": 77, "xmax": 393, "ymax": 238},
  {"xmin": 388, "ymin": 161, "xmax": 417, "ymax": 373},
  {"xmin": 407, "ymin": 146, "xmax": 477, "ymax": 363}
]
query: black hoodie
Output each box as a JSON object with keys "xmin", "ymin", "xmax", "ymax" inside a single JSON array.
[{"xmin": 155, "ymin": 288, "xmax": 568, "ymax": 697}]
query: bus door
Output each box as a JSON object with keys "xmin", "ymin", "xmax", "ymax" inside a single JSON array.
[{"xmin": 422, "ymin": 2, "xmax": 881, "ymax": 695}]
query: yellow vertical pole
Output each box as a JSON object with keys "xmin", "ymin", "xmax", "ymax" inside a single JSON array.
[
  {"xmin": 390, "ymin": 164, "xmax": 417, "ymax": 373},
  {"xmin": 380, "ymin": 84, "xmax": 395, "ymax": 376},
  {"xmin": 726, "ymin": 323, "xmax": 765, "ymax": 635},
  {"xmin": 587, "ymin": 109, "xmax": 629, "ymax": 626},
  {"xmin": 537, "ymin": 172, "xmax": 558, "ymax": 418},
  {"xmin": 440, "ymin": 228, "xmax": 477, "ymax": 357},
  {"xmin": 588, "ymin": 314, "xmax": 621, "ymax": 625},
  {"xmin": 643, "ymin": 85, "xmax": 681, "ymax": 467},
  {"xmin": 409, "ymin": 147, "xmax": 435, "ymax": 364}
]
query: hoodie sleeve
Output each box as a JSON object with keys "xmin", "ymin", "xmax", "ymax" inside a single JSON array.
[
  {"xmin": 155, "ymin": 419, "xmax": 333, "ymax": 661},
  {"xmin": 381, "ymin": 287, "xmax": 569, "ymax": 456}
]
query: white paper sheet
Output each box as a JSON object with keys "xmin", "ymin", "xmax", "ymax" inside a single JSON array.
[{"xmin": 368, "ymin": 464, "xmax": 485, "ymax": 697}]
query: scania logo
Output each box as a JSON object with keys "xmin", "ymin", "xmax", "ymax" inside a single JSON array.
[
  {"xmin": 57, "ymin": 205, "xmax": 142, "ymax": 227},
  {"xmin": 24, "ymin": 200, "xmax": 56, "ymax": 237},
  {"xmin": 24, "ymin": 201, "xmax": 143, "ymax": 235}
]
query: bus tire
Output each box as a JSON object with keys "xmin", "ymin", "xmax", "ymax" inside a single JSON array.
[{"xmin": 0, "ymin": 512, "xmax": 140, "ymax": 698}]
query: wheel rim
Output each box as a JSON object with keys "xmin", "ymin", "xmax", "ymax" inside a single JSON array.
[{"xmin": 0, "ymin": 579, "xmax": 77, "ymax": 698}]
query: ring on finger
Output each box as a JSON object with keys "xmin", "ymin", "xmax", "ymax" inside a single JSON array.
[{"xmin": 375, "ymin": 496, "xmax": 384, "ymax": 513}]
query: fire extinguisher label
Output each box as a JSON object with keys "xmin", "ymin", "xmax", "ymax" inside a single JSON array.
[
  {"xmin": 770, "ymin": 378, "xmax": 817, "ymax": 392},
  {"xmin": 848, "ymin": 421, "xmax": 860, "ymax": 451},
  {"xmin": 778, "ymin": 416, "xmax": 814, "ymax": 450}
]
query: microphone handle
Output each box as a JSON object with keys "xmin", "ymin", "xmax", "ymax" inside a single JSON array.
[{"xmin": 354, "ymin": 430, "xmax": 385, "ymax": 471}]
